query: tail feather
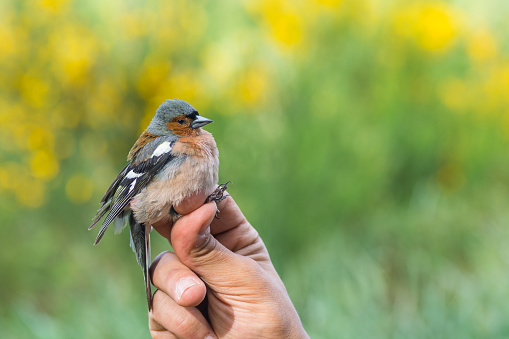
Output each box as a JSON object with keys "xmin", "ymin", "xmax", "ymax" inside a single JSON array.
[
  {"xmin": 93, "ymin": 219, "xmax": 111, "ymax": 245},
  {"xmin": 144, "ymin": 223, "xmax": 151, "ymax": 309},
  {"xmin": 129, "ymin": 214, "xmax": 152, "ymax": 309},
  {"xmin": 93, "ymin": 207, "xmax": 129, "ymax": 246},
  {"xmin": 113, "ymin": 211, "xmax": 130, "ymax": 234},
  {"xmin": 89, "ymin": 199, "xmax": 112, "ymax": 230}
]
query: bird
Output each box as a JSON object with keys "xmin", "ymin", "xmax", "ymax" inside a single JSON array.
[{"xmin": 89, "ymin": 99, "xmax": 228, "ymax": 309}]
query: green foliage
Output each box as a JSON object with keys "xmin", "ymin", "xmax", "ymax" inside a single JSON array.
[{"xmin": 1, "ymin": 0, "xmax": 509, "ymax": 338}]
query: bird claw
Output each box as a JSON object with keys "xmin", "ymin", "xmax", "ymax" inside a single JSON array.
[{"xmin": 205, "ymin": 181, "xmax": 231, "ymax": 218}]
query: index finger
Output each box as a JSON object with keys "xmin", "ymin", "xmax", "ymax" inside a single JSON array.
[{"xmin": 153, "ymin": 188, "xmax": 248, "ymax": 239}]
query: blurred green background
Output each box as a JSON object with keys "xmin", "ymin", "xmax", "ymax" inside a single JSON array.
[{"xmin": 1, "ymin": 0, "xmax": 509, "ymax": 338}]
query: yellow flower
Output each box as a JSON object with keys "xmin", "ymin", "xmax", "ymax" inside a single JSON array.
[
  {"xmin": 479, "ymin": 66, "xmax": 509, "ymax": 113},
  {"xmin": 316, "ymin": 0, "xmax": 343, "ymax": 8},
  {"xmin": 394, "ymin": 2, "xmax": 458, "ymax": 53},
  {"xmin": 38, "ymin": 0, "xmax": 69, "ymax": 13},
  {"xmin": 136, "ymin": 58, "xmax": 172, "ymax": 100},
  {"xmin": 118, "ymin": 11, "xmax": 149, "ymax": 40},
  {"xmin": 156, "ymin": 71, "xmax": 203, "ymax": 108},
  {"xmin": 467, "ymin": 28, "xmax": 497, "ymax": 63},
  {"xmin": 0, "ymin": 162, "xmax": 25, "ymax": 192},
  {"xmin": 0, "ymin": 162, "xmax": 45, "ymax": 208},
  {"xmin": 30, "ymin": 150, "xmax": 60, "ymax": 181},
  {"xmin": 49, "ymin": 25, "xmax": 99, "ymax": 86},
  {"xmin": 87, "ymin": 79, "xmax": 123, "ymax": 126},
  {"xmin": 16, "ymin": 179, "xmax": 46, "ymax": 208},
  {"xmin": 0, "ymin": 18, "xmax": 27, "ymax": 58},
  {"xmin": 66, "ymin": 174, "xmax": 94, "ymax": 204},
  {"xmin": 28, "ymin": 127, "xmax": 55, "ymax": 151},
  {"xmin": 203, "ymin": 43, "xmax": 238, "ymax": 90},
  {"xmin": 257, "ymin": 0, "xmax": 304, "ymax": 47},
  {"xmin": 19, "ymin": 74, "xmax": 50, "ymax": 108},
  {"xmin": 238, "ymin": 67, "xmax": 269, "ymax": 105}
]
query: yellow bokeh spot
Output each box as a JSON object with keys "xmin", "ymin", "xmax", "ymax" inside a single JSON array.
[
  {"xmin": 50, "ymin": 25, "xmax": 99, "ymax": 86},
  {"xmin": 0, "ymin": 162, "xmax": 26, "ymax": 191},
  {"xmin": 28, "ymin": 127, "xmax": 55, "ymax": 151},
  {"xmin": 316, "ymin": 0, "xmax": 343, "ymax": 8},
  {"xmin": 16, "ymin": 179, "xmax": 46, "ymax": 208},
  {"xmin": 394, "ymin": 3, "xmax": 457, "ymax": 53},
  {"xmin": 156, "ymin": 72, "xmax": 203, "ymax": 107},
  {"xmin": 38, "ymin": 0, "xmax": 69, "ymax": 13},
  {"xmin": 137, "ymin": 59, "xmax": 172, "ymax": 100},
  {"xmin": 416, "ymin": 4, "xmax": 457, "ymax": 52},
  {"xmin": 239, "ymin": 68, "xmax": 269, "ymax": 104},
  {"xmin": 270, "ymin": 13, "xmax": 302, "ymax": 46},
  {"xmin": 259, "ymin": 0, "xmax": 303, "ymax": 47},
  {"xmin": 119, "ymin": 11, "xmax": 149, "ymax": 40},
  {"xmin": 0, "ymin": 22, "xmax": 25, "ymax": 58},
  {"xmin": 467, "ymin": 28, "xmax": 497, "ymax": 63},
  {"xmin": 20, "ymin": 74, "xmax": 50, "ymax": 108},
  {"xmin": 65, "ymin": 174, "xmax": 94, "ymax": 204},
  {"xmin": 31, "ymin": 150, "xmax": 60, "ymax": 181},
  {"xmin": 479, "ymin": 66, "xmax": 509, "ymax": 113},
  {"xmin": 203, "ymin": 43, "xmax": 237, "ymax": 89}
]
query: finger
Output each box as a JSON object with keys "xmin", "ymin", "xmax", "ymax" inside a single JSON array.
[
  {"xmin": 171, "ymin": 202, "xmax": 260, "ymax": 285},
  {"xmin": 152, "ymin": 187, "xmax": 216, "ymax": 240},
  {"xmin": 150, "ymin": 321, "xmax": 178, "ymax": 339},
  {"xmin": 205, "ymin": 194, "xmax": 263, "ymax": 255},
  {"xmin": 214, "ymin": 222, "xmax": 264, "ymax": 255},
  {"xmin": 150, "ymin": 251, "xmax": 207, "ymax": 307},
  {"xmin": 173, "ymin": 189, "xmax": 248, "ymax": 236},
  {"xmin": 149, "ymin": 289, "xmax": 217, "ymax": 339},
  {"xmin": 209, "ymin": 194, "xmax": 249, "ymax": 236}
]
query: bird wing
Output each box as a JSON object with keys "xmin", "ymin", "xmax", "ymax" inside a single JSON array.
[{"xmin": 90, "ymin": 135, "xmax": 178, "ymax": 244}]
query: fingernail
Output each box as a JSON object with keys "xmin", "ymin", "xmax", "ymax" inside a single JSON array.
[
  {"xmin": 204, "ymin": 335, "xmax": 216, "ymax": 339},
  {"xmin": 175, "ymin": 277, "xmax": 200, "ymax": 300}
]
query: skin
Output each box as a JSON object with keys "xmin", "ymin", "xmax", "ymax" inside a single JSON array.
[{"xmin": 149, "ymin": 189, "xmax": 310, "ymax": 339}]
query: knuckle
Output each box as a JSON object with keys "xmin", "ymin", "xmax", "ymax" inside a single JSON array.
[
  {"xmin": 151, "ymin": 289, "xmax": 164, "ymax": 307},
  {"xmin": 173, "ymin": 312, "xmax": 203, "ymax": 338},
  {"xmin": 189, "ymin": 232, "xmax": 216, "ymax": 259},
  {"xmin": 150, "ymin": 251, "xmax": 175, "ymax": 277}
]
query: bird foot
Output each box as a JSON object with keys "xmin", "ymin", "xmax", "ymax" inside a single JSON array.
[{"xmin": 205, "ymin": 181, "xmax": 231, "ymax": 218}]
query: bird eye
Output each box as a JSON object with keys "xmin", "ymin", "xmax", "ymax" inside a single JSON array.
[{"xmin": 177, "ymin": 119, "xmax": 185, "ymax": 125}]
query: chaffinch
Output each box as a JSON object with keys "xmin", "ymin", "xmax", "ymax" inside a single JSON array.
[{"xmin": 89, "ymin": 99, "xmax": 227, "ymax": 309}]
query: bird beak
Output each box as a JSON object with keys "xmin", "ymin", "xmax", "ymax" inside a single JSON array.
[{"xmin": 191, "ymin": 115, "xmax": 213, "ymax": 129}]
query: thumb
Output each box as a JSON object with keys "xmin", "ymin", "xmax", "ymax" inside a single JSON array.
[{"xmin": 170, "ymin": 202, "xmax": 247, "ymax": 286}]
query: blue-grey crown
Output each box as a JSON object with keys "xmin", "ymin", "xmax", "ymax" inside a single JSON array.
[
  {"xmin": 156, "ymin": 99, "xmax": 198, "ymax": 120},
  {"xmin": 147, "ymin": 99, "xmax": 198, "ymax": 134}
]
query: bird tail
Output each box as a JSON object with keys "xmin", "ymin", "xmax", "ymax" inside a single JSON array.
[
  {"xmin": 129, "ymin": 214, "xmax": 152, "ymax": 309},
  {"xmin": 89, "ymin": 198, "xmax": 112, "ymax": 231}
]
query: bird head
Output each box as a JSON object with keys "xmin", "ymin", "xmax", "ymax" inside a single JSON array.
[{"xmin": 147, "ymin": 99, "xmax": 213, "ymax": 137}]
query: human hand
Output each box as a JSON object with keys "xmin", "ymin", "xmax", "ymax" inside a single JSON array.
[{"xmin": 149, "ymin": 193, "xmax": 309, "ymax": 339}]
